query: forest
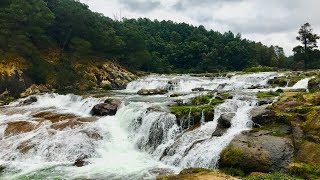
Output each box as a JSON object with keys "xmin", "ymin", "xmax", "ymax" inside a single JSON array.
[{"xmin": 0, "ymin": 0, "xmax": 319, "ymax": 82}]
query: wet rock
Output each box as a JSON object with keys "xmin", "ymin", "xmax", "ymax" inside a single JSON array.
[
  {"xmin": 137, "ymin": 89, "xmax": 168, "ymax": 95},
  {"xmin": 212, "ymin": 113, "xmax": 235, "ymax": 136},
  {"xmin": 33, "ymin": 112, "xmax": 78, "ymax": 123},
  {"xmin": 220, "ymin": 130, "xmax": 294, "ymax": 173},
  {"xmin": 90, "ymin": 99, "xmax": 121, "ymax": 116},
  {"xmin": 50, "ymin": 120, "xmax": 83, "ymax": 130},
  {"xmin": 250, "ymin": 105, "xmax": 275, "ymax": 125},
  {"xmin": 191, "ymin": 87, "xmax": 205, "ymax": 92},
  {"xmin": 17, "ymin": 140, "xmax": 35, "ymax": 153},
  {"xmin": 248, "ymin": 85, "xmax": 270, "ymax": 89},
  {"xmin": 73, "ymin": 157, "xmax": 89, "ymax": 167},
  {"xmin": 147, "ymin": 105, "xmax": 169, "ymax": 113},
  {"xmin": 4, "ymin": 121, "xmax": 37, "ymax": 137},
  {"xmin": 22, "ymin": 96, "xmax": 37, "ymax": 105},
  {"xmin": 81, "ymin": 130, "xmax": 103, "ymax": 140}
]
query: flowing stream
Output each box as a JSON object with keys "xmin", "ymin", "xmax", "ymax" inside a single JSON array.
[{"xmin": 0, "ymin": 72, "xmax": 311, "ymax": 179}]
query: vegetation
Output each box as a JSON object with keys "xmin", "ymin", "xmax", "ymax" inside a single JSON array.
[
  {"xmin": 244, "ymin": 172, "xmax": 300, "ymax": 180},
  {"xmin": 256, "ymin": 91, "xmax": 281, "ymax": 98}
]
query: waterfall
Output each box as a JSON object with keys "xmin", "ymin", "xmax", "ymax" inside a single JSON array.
[{"xmin": 0, "ymin": 72, "xmax": 313, "ymax": 179}]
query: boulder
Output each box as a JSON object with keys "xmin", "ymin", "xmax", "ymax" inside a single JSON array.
[
  {"xmin": 90, "ymin": 99, "xmax": 121, "ymax": 116},
  {"xmin": 250, "ymin": 105, "xmax": 275, "ymax": 125},
  {"xmin": 137, "ymin": 89, "xmax": 168, "ymax": 95},
  {"xmin": 22, "ymin": 96, "xmax": 37, "ymax": 105},
  {"xmin": 212, "ymin": 113, "xmax": 235, "ymax": 136},
  {"xmin": 219, "ymin": 130, "xmax": 294, "ymax": 173}
]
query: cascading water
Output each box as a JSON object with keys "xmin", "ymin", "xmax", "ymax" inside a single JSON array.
[{"xmin": 0, "ymin": 72, "xmax": 312, "ymax": 179}]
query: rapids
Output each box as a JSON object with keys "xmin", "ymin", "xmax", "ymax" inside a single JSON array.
[{"xmin": 0, "ymin": 72, "xmax": 311, "ymax": 179}]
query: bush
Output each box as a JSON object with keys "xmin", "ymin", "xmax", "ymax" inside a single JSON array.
[
  {"xmin": 243, "ymin": 66, "xmax": 277, "ymax": 73},
  {"xmin": 289, "ymin": 163, "xmax": 320, "ymax": 179}
]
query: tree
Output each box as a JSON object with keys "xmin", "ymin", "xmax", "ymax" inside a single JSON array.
[
  {"xmin": 297, "ymin": 23, "xmax": 320, "ymax": 51},
  {"xmin": 295, "ymin": 23, "xmax": 320, "ymax": 68}
]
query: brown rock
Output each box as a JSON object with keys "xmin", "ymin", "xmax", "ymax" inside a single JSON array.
[
  {"xmin": 33, "ymin": 112, "xmax": 77, "ymax": 123},
  {"xmin": 4, "ymin": 121, "xmax": 37, "ymax": 137},
  {"xmin": 90, "ymin": 99, "xmax": 121, "ymax": 116},
  {"xmin": 50, "ymin": 120, "xmax": 83, "ymax": 130}
]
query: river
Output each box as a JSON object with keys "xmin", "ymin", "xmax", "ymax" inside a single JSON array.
[{"xmin": 0, "ymin": 72, "xmax": 311, "ymax": 179}]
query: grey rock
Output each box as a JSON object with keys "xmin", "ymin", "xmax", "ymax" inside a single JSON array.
[
  {"xmin": 250, "ymin": 105, "xmax": 275, "ymax": 125},
  {"xmin": 220, "ymin": 130, "xmax": 294, "ymax": 172},
  {"xmin": 212, "ymin": 113, "xmax": 235, "ymax": 136}
]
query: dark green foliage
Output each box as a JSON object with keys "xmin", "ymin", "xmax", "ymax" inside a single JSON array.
[
  {"xmin": 1, "ymin": 0, "xmax": 319, "ymax": 87},
  {"xmin": 293, "ymin": 23, "xmax": 320, "ymax": 69},
  {"xmin": 0, "ymin": 0, "xmax": 298, "ymax": 78},
  {"xmin": 243, "ymin": 66, "xmax": 277, "ymax": 73}
]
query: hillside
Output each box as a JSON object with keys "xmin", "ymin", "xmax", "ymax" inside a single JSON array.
[{"xmin": 0, "ymin": 0, "xmax": 291, "ymax": 98}]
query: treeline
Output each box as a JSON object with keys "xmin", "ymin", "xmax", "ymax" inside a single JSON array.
[{"xmin": 0, "ymin": 0, "xmax": 319, "ymax": 80}]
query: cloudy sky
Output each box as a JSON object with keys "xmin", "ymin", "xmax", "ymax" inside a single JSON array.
[{"xmin": 81, "ymin": 0, "xmax": 320, "ymax": 55}]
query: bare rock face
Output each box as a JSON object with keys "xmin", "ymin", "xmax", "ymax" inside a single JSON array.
[
  {"xmin": 90, "ymin": 99, "xmax": 121, "ymax": 116},
  {"xmin": 219, "ymin": 130, "xmax": 294, "ymax": 173}
]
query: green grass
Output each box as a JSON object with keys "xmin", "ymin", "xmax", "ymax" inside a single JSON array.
[{"xmin": 245, "ymin": 172, "xmax": 301, "ymax": 180}]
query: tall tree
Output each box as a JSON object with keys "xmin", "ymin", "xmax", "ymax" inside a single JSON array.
[{"xmin": 295, "ymin": 23, "xmax": 320, "ymax": 68}]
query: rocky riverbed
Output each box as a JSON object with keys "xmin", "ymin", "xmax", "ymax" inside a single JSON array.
[{"xmin": 0, "ymin": 71, "xmax": 319, "ymax": 179}]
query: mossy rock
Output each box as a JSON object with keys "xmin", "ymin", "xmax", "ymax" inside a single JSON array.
[
  {"xmin": 220, "ymin": 146, "xmax": 244, "ymax": 166},
  {"xmin": 256, "ymin": 91, "xmax": 281, "ymax": 98},
  {"xmin": 302, "ymin": 108, "xmax": 320, "ymax": 142},
  {"xmin": 308, "ymin": 78, "xmax": 320, "ymax": 92},
  {"xmin": 296, "ymin": 141, "xmax": 320, "ymax": 165},
  {"xmin": 157, "ymin": 168, "xmax": 238, "ymax": 180},
  {"xmin": 267, "ymin": 77, "xmax": 288, "ymax": 87}
]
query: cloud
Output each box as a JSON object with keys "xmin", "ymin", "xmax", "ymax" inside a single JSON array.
[
  {"xmin": 118, "ymin": 0, "xmax": 162, "ymax": 13},
  {"xmin": 80, "ymin": 0, "xmax": 320, "ymax": 55}
]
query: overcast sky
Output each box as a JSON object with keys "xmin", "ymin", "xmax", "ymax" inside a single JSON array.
[{"xmin": 80, "ymin": 0, "xmax": 320, "ymax": 55}]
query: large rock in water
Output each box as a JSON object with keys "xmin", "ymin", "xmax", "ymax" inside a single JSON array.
[
  {"xmin": 212, "ymin": 113, "xmax": 235, "ymax": 136},
  {"xmin": 90, "ymin": 99, "xmax": 121, "ymax": 116},
  {"xmin": 219, "ymin": 130, "xmax": 294, "ymax": 173},
  {"xmin": 137, "ymin": 89, "xmax": 168, "ymax": 96}
]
